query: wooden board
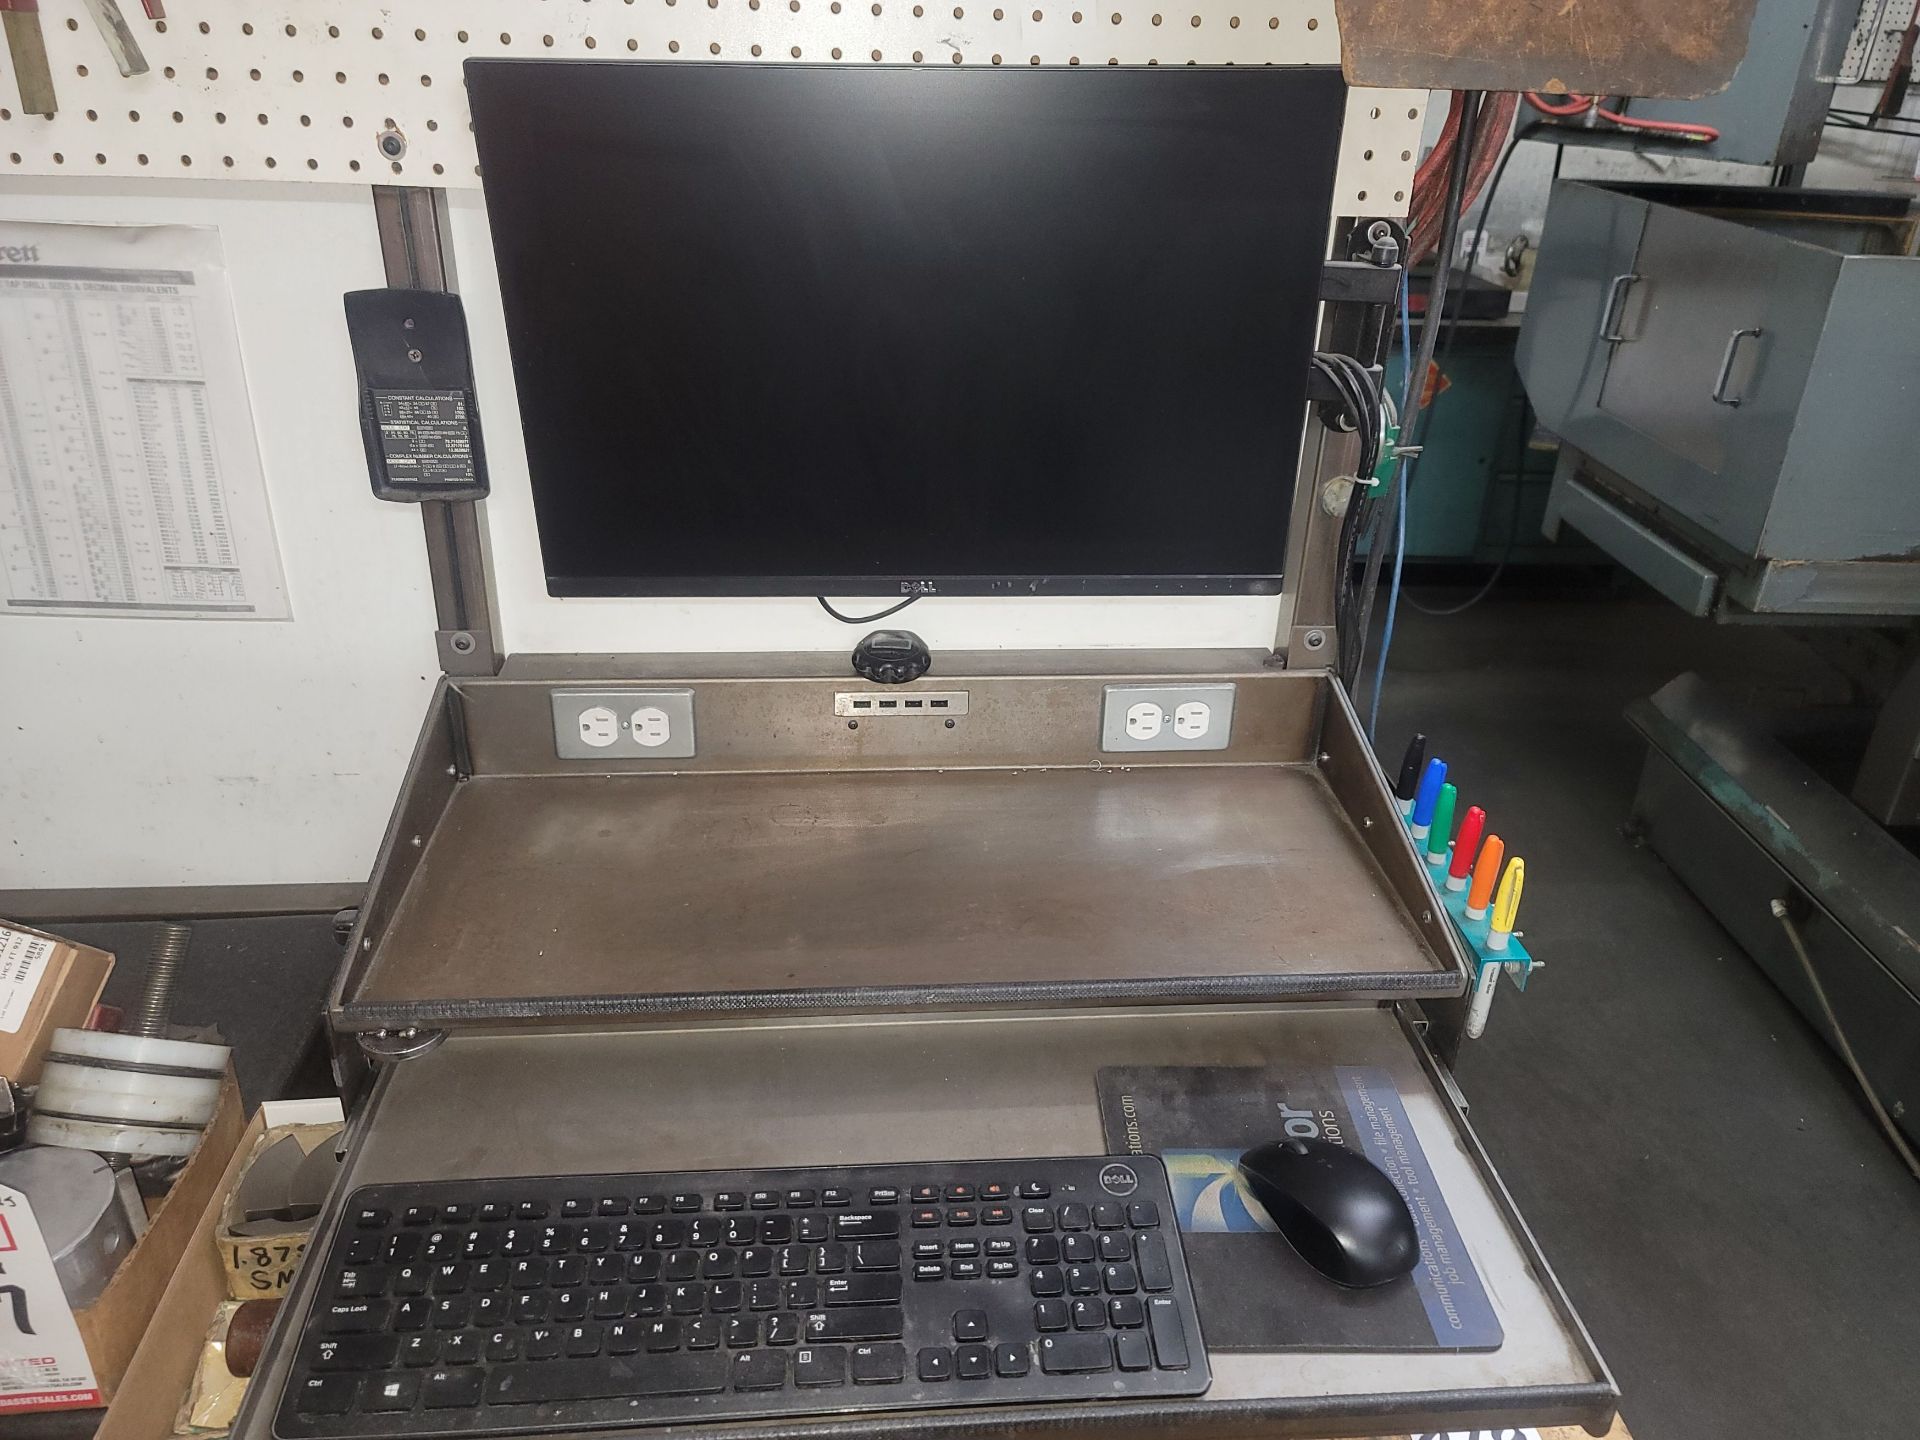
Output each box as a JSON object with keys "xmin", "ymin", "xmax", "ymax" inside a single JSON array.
[{"xmin": 1334, "ymin": 0, "xmax": 1755, "ymax": 98}]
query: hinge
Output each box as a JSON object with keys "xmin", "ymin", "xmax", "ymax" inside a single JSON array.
[{"xmin": 357, "ymin": 1027, "xmax": 448, "ymax": 1064}]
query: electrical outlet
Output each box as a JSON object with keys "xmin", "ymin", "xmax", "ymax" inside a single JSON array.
[
  {"xmin": 552, "ymin": 690, "xmax": 696, "ymax": 760},
  {"xmin": 1101, "ymin": 684, "xmax": 1235, "ymax": 752}
]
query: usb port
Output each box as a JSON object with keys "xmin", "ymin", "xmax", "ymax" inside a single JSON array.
[
  {"xmin": 853, "ymin": 699, "xmax": 873, "ymax": 709},
  {"xmin": 930, "ymin": 699, "xmax": 950, "ymax": 708},
  {"xmin": 905, "ymin": 699, "xmax": 924, "ymax": 708},
  {"xmin": 879, "ymin": 699, "xmax": 899, "ymax": 709}
]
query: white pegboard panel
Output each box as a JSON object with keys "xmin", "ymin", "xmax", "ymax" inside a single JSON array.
[
  {"xmin": 1841, "ymin": 0, "xmax": 1919, "ymax": 84},
  {"xmin": 0, "ymin": 0, "xmax": 1422, "ymax": 213}
]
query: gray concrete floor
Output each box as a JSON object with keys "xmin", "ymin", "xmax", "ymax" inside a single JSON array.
[{"xmin": 1372, "ymin": 591, "xmax": 1920, "ymax": 1440}]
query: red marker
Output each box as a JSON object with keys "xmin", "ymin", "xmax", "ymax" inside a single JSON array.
[{"xmin": 1446, "ymin": 806, "xmax": 1486, "ymax": 893}]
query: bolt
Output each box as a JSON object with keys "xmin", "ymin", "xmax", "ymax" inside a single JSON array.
[
  {"xmin": 377, "ymin": 127, "xmax": 407, "ymax": 159},
  {"xmin": 130, "ymin": 922, "xmax": 190, "ymax": 1040},
  {"xmin": 1304, "ymin": 630, "xmax": 1326, "ymax": 651},
  {"xmin": 847, "ymin": 719, "xmax": 859, "ymax": 730},
  {"xmin": 406, "ymin": 347, "xmax": 423, "ymax": 363},
  {"xmin": 944, "ymin": 718, "xmax": 956, "ymax": 729},
  {"xmin": 450, "ymin": 632, "xmax": 475, "ymax": 654},
  {"xmin": 402, "ymin": 317, "xmax": 415, "ymax": 329}
]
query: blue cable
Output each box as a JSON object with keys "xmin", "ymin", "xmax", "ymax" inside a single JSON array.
[{"xmin": 1365, "ymin": 275, "xmax": 1418, "ymax": 743}]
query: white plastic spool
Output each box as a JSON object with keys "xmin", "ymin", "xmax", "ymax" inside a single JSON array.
[{"xmin": 27, "ymin": 1027, "xmax": 231, "ymax": 1160}]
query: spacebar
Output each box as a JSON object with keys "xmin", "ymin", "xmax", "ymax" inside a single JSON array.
[{"xmin": 486, "ymin": 1353, "xmax": 731, "ymax": 1406}]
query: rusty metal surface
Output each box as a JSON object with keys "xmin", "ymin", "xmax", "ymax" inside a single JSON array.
[
  {"xmin": 1333, "ymin": 0, "xmax": 1756, "ymax": 98},
  {"xmin": 348, "ymin": 763, "xmax": 1447, "ymax": 1017}
]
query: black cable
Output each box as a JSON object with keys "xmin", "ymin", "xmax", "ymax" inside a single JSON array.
[{"xmin": 816, "ymin": 595, "xmax": 921, "ymax": 625}]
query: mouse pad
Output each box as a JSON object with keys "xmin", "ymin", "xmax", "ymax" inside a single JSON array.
[{"xmin": 1096, "ymin": 1065, "xmax": 1503, "ymax": 1352}]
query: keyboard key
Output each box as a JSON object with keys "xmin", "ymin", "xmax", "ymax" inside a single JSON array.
[
  {"xmin": 562, "ymin": 1198, "xmax": 593, "ymax": 1219},
  {"xmin": 598, "ymin": 1197, "xmax": 630, "ymax": 1216},
  {"xmin": 821, "ymin": 1188, "xmax": 853, "ymax": 1207},
  {"xmin": 748, "ymin": 1279, "xmax": 783, "ymax": 1310},
  {"xmin": 952, "ymin": 1309, "xmax": 988, "ymax": 1342},
  {"xmin": 664, "ymin": 1252, "xmax": 699, "ymax": 1282},
  {"xmin": 485, "ymin": 1329, "xmax": 520, "ymax": 1362},
  {"xmin": 635, "ymin": 1194, "xmax": 669, "ymax": 1214},
  {"xmin": 824, "ymin": 1274, "xmax": 903, "ymax": 1307},
  {"xmin": 353, "ymin": 1206, "xmax": 391, "ymax": 1229},
  {"xmin": 1026, "ymin": 1236, "xmax": 1060, "ymax": 1264},
  {"xmin": 1039, "ymin": 1333, "xmax": 1112, "ymax": 1374},
  {"xmin": 515, "ymin": 1201, "xmax": 547, "ymax": 1221},
  {"xmin": 784, "ymin": 1278, "xmax": 819, "ymax": 1310},
  {"xmin": 671, "ymin": 1193, "xmax": 703, "ymax": 1212},
  {"xmin": 689, "ymin": 1218, "xmax": 725, "ymax": 1247},
  {"xmin": 1098, "ymin": 1232, "xmax": 1133, "ymax": 1263},
  {"xmin": 910, "ymin": 1185, "xmax": 941, "ymax": 1203},
  {"xmin": 687, "ymin": 1318, "xmax": 724, "ymax": 1350},
  {"xmin": 981, "ymin": 1182, "xmax": 1012, "ymax": 1201},
  {"xmin": 394, "ymin": 1298, "xmax": 430, "ymax": 1332},
  {"xmin": 715, "ymin": 1191, "xmax": 746, "ymax": 1211},
  {"xmin": 946, "ymin": 1207, "xmax": 977, "ymax": 1227},
  {"xmin": 739, "ymin": 1246, "xmax": 775, "ymax": 1277},
  {"xmin": 812, "ymin": 1244, "xmax": 845, "ymax": 1275},
  {"xmin": 911, "ymin": 1208, "xmax": 942, "ymax": 1229},
  {"xmin": 1136, "ymin": 1234, "xmax": 1174, "ymax": 1292},
  {"xmin": 948, "ymin": 1259, "xmax": 981, "ymax": 1279},
  {"xmin": 994, "ymin": 1341, "xmax": 1032, "ymax": 1376},
  {"xmin": 310, "ymin": 1335, "xmax": 398, "ymax": 1372},
  {"xmin": 988, "ymin": 1258, "xmax": 1019, "ymax": 1278},
  {"xmin": 982, "ymin": 1205, "xmax": 1014, "ymax": 1226},
  {"xmin": 399, "ymin": 1334, "xmax": 438, "ymax": 1366},
  {"xmin": 835, "ymin": 1212, "xmax": 901, "ymax": 1240},
  {"xmin": 486, "ymin": 1352, "xmax": 731, "ymax": 1404},
  {"xmin": 1020, "ymin": 1206, "xmax": 1055, "ymax": 1233},
  {"xmin": 441, "ymin": 1331, "xmax": 479, "ymax": 1364},
  {"xmin": 768, "ymin": 1314, "xmax": 802, "ymax": 1345},
  {"xmin": 345, "ymin": 1237, "xmax": 380, "ymax": 1266},
  {"xmin": 986, "ymin": 1237, "xmax": 1017, "ymax": 1257},
  {"xmin": 1019, "ymin": 1180, "xmax": 1051, "ymax": 1199},
  {"xmin": 1070, "ymin": 1297, "xmax": 1105, "ymax": 1330},
  {"xmin": 363, "ymin": 1372, "xmax": 419, "ymax": 1411},
  {"xmin": 948, "ymin": 1239, "xmax": 980, "ymax": 1258},
  {"xmin": 749, "ymin": 1190, "xmax": 780, "ymax": 1210},
  {"xmin": 1062, "ymin": 1234, "xmax": 1096, "ymax": 1264},
  {"xmin": 945, "ymin": 1183, "xmax": 975, "ymax": 1202},
  {"xmin": 1066, "ymin": 1264, "xmax": 1100, "ymax": 1295},
  {"xmin": 526, "ymin": 1326, "xmax": 563, "ymax": 1360},
  {"xmin": 478, "ymin": 1202, "xmax": 510, "ymax": 1222},
  {"xmin": 565, "ymin": 1324, "xmax": 603, "ymax": 1358},
  {"xmin": 1104, "ymin": 1262, "xmax": 1140, "ymax": 1294},
  {"xmin": 1059, "ymin": 1204, "xmax": 1092, "ymax": 1232},
  {"xmin": 795, "ymin": 1345, "xmax": 847, "ymax": 1387},
  {"xmin": 290, "ymin": 1375, "xmax": 356, "ymax": 1415},
  {"xmin": 709, "ymin": 1280, "xmax": 743, "ymax": 1313},
  {"xmin": 917, "ymin": 1346, "xmax": 952, "ymax": 1381},
  {"xmin": 1093, "ymin": 1202, "xmax": 1125, "ymax": 1230},
  {"xmin": 334, "ymin": 1266, "xmax": 388, "ymax": 1298},
  {"xmin": 786, "ymin": 1188, "xmax": 817, "ymax": 1208},
  {"xmin": 1109, "ymin": 1296, "xmax": 1146, "ymax": 1328},
  {"xmin": 796, "ymin": 1215, "xmax": 830, "ymax": 1243},
  {"xmin": 805, "ymin": 1306, "xmax": 904, "ymax": 1342},
  {"xmin": 1128, "ymin": 1200, "xmax": 1162, "ymax": 1228},
  {"xmin": 726, "ymin": 1317, "xmax": 761, "ymax": 1348},
  {"xmin": 913, "ymin": 1261, "xmax": 944, "ymax": 1282},
  {"xmin": 1115, "ymin": 1330, "xmax": 1153, "ymax": 1371},
  {"xmin": 955, "ymin": 1343, "xmax": 992, "ymax": 1379},
  {"xmin": 607, "ymin": 1322, "xmax": 641, "ymax": 1355},
  {"xmin": 868, "ymin": 1187, "xmax": 901, "ymax": 1206},
  {"xmin": 1034, "ymin": 1299, "xmax": 1068, "ymax": 1332},
  {"xmin": 851, "ymin": 1342, "xmax": 906, "ymax": 1383},
  {"xmin": 643, "ymin": 1319, "xmax": 682, "ymax": 1352},
  {"xmin": 422, "ymin": 1366, "xmax": 483, "ymax": 1408},
  {"xmin": 323, "ymin": 1301, "xmax": 387, "ymax": 1334},
  {"xmin": 1147, "ymin": 1295, "xmax": 1191, "ymax": 1369},
  {"xmin": 732, "ymin": 1349, "xmax": 786, "ymax": 1391},
  {"xmin": 760, "ymin": 1215, "xmax": 795, "ymax": 1245},
  {"xmin": 403, "ymin": 1205, "xmax": 436, "ymax": 1226},
  {"xmin": 1030, "ymin": 1266, "xmax": 1065, "ymax": 1296},
  {"xmin": 854, "ymin": 1240, "xmax": 900, "ymax": 1270}
]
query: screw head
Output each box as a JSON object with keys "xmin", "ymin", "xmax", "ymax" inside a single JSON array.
[
  {"xmin": 406, "ymin": 347, "xmax": 424, "ymax": 363},
  {"xmin": 944, "ymin": 717, "xmax": 956, "ymax": 729},
  {"xmin": 1304, "ymin": 630, "xmax": 1327, "ymax": 650},
  {"xmin": 450, "ymin": 631, "xmax": 475, "ymax": 653},
  {"xmin": 847, "ymin": 719, "xmax": 859, "ymax": 730},
  {"xmin": 376, "ymin": 126, "xmax": 406, "ymax": 159}
]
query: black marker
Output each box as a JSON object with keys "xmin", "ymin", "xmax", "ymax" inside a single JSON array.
[{"xmin": 1394, "ymin": 733, "xmax": 1427, "ymax": 817}]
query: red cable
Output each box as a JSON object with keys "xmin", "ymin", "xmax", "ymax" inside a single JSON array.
[
  {"xmin": 1595, "ymin": 104, "xmax": 1721, "ymax": 140},
  {"xmin": 1526, "ymin": 91, "xmax": 1593, "ymax": 117}
]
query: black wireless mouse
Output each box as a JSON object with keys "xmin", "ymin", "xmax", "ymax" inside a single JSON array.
[{"xmin": 1236, "ymin": 1138, "xmax": 1421, "ymax": 1288}]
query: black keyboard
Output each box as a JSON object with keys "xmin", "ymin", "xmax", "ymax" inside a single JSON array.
[{"xmin": 275, "ymin": 1156, "xmax": 1208, "ymax": 1436}]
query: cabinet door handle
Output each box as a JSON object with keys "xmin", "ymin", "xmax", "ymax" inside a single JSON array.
[
  {"xmin": 1598, "ymin": 272, "xmax": 1640, "ymax": 342},
  {"xmin": 1711, "ymin": 327, "xmax": 1764, "ymax": 407}
]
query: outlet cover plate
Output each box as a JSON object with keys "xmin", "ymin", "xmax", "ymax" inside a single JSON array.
[
  {"xmin": 1100, "ymin": 684, "xmax": 1236, "ymax": 753},
  {"xmin": 552, "ymin": 690, "xmax": 696, "ymax": 760}
]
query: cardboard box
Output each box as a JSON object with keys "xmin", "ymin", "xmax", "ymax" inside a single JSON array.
[
  {"xmin": 218, "ymin": 1121, "xmax": 343, "ymax": 1301},
  {"xmin": 0, "ymin": 1067, "xmax": 245, "ymax": 1414},
  {"xmin": 0, "ymin": 920, "xmax": 115, "ymax": 1086},
  {"xmin": 97, "ymin": 1103, "xmax": 285, "ymax": 1440}
]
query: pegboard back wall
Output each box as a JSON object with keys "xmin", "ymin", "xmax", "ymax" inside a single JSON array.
[{"xmin": 0, "ymin": 1, "xmax": 1423, "ymax": 213}]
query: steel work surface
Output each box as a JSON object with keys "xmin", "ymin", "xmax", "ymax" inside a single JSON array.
[
  {"xmin": 354, "ymin": 765, "xmax": 1449, "ymax": 1015},
  {"xmin": 231, "ymin": 1005, "xmax": 1612, "ymax": 1440}
]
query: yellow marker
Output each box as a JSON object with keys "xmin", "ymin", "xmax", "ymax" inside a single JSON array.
[
  {"xmin": 1487, "ymin": 857, "xmax": 1525, "ymax": 952},
  {"xmin": 1465, "ymin": 834, "xmax": 1504, "ymax": 921}
]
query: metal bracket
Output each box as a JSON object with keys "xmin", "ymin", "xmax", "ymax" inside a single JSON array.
[
  {"xmin": 372, "ymin": 186, "xmax": 503, "ymax": 679},
  {"xmin": 1319, "ymin": 258, "xmax": 1404, "ymax": 305},
  {"xmin": 356, "ymin": 1027, "xmax": 448, "ymax": 1065}
]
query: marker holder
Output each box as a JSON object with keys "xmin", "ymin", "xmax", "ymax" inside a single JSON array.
[{"xmin": 1405, "ymin": 819, "xmax": 1536, "ymax": 990}]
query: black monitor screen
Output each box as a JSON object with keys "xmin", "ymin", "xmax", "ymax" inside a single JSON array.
[{"xmin": 465, "ymin": 61, "xmax": 1347, "ymax": 597}]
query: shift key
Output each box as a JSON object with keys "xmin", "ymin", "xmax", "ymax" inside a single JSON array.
[{"xmin": 805, "ymin": 1307, "xmax": 904, "ymax": 1342}]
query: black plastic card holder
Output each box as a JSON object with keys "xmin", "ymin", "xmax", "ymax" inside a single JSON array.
[{"xmin": 344, "ymin": 288, "xmax": 490, "ymax": 502}]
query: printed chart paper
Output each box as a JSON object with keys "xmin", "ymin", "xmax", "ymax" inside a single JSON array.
[{"xmin": 0, "ymin": 221, "xmax": 289, "ymax": 619}]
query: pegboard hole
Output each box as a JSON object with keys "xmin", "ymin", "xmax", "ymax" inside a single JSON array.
[
  {"xmin": 499, "ymin": 32, "xmax": 512, "ymax": 43},
  {"xmin": 415, "ymin": 28, "xmax": 428, "ymax": 40},
  {"xmin": 433, "ymin": 162, "xmax": 445, "ymax": 175},
  {"xmin": 162, "ymin": 66, "xmax": 175, "ymax": 79},
  {"xmin": 1306, "ymin": 15, "xmax": 1317, "ymax": 28},
  {"xmin": 214, "ymin": 111, "xmax": 227, "ymax": 124},
  {"xmin": 1394, "ymin": 190, "xmax": 1405, "ymax": 201},
  {"xmin": 7, "ymin": 154, "xmax": 19, "ymax": 165},
  {"xmin": 1188, "ymin": 13, "xmax": 1199, "ymax": 24},
  {"xmin": 85, "ymin": 109, "xmax": 97, "ymax": 121},
  {"xmin": 1408, "ymin": 108, "xmax": 1419, "ymax": 118},
  {"xmin": 172, "ymin": 110, "xmax": 184, "ymax": 122},
  {"xmin": 993, "ymin": 6, "xmax": 1004, "ymax": 16},
  {"xmin": 179, "ymin": 155, "xmax": 192, "ymax": 167},
  {"xmin": 50, "ymin": 152, "xmax": 63, "ymax": 164},
  {"xmin": 64, "ymin": 16, "xmax": 77, "ymax": 29},
  {"xmin": 350, "ymin": 159, "xmax": 362, "ymax": 171},
  {"xmin": 752, "ymin": 42, "xmax": 764, "ymax": 53},
  {"xmin": 1111, "ymin": 10, "xmax": 1121, "ymax": 20},
  {"xmin": 328, "ymin": 25, "xmax": 340, "ymax": 38},
  {"xmin": 458, "ymin": 30, "xmax": 471, "ymax": 42},
  {"xmin": 1362, "ymin": 148, "xmax": 1372, "ymax": 159},
  {"xmin": 94, "ymin": 152, "xmax": 105, "ymax": 164},
  {"xmin": 1369, "ymin": 106, "xmax": 1381, "ymax": 118},
  {"xmin": 586, "ymin": 35, "xmax": 598, "ymax": 47},
  {"xmin": 300, "ymin": 115, "xmax": 312, "ymax": 127},
  {"xmin": 266, "ymin": 156, "xmax": 277, "ymax": 168},
  {"xmin": 343, "ymin": 116, "xmax": 355, "ymax": 127},
  {"xmin": 285, "ymin": 23, "xmax": 298, "ymax": 36},
  {"xmin": 308, "ymin": 158, "xmax": 320, "ymax": 169},
  {"xmin": 223, "ymin": 156, "xmax": 234, "ymax": 167},
  {"xmin": 713, "ymin": 41, "xmax": 724, "ymax": 52},
  {"xmin": 294, "ymin": 70, "xmax": 306, "ymax": 82},
  {"xmin": 1151, "ymin": 12, "xmax": 1161, "ymax": 21},
  {"xmin": 77, "ymin": 65, "xmax": 90, "ymax": 78},
  {"xmin": 1401, "ymin": 149, "xmax": 1412, "ymax": 161},
  {"xmin": 379, "ymin": 74, "xmax": 391, "ymax": 85},
  {"xmin": 1030, "ymin": 53, "xmax": 1041, "ymax": 63},
  {"xmin": 543, "ymin": 34, "xmax": 556, "ymax": 45},
  {"xmin": 1073, "ymin": 9, "xmax": 1083, "ymax": 18},
  {"xmin": 196, "ymin": 20, "xmax": 209, "ymax": 33},
  {"xmin": 257, "ymin": 113, "xmax": 269, "ymax": 125},
  {"xmin": 250, "ymin": 69, "xmax": 262, "ymax": 81},
  {"xmin": 426, "ymin": 118, "xmax": 439, "ymax": 131},
  {"xmin": 372, "ymin": 26, "xmax": 385, "ymax": 39},
  {"xmin": 872, "ymin": 47, "xmax": 883, "ymax": 59},
  {"xmin": 1267, "ymin": 15, "xmax": 1277, "ymax": 26},
  {"xmin": 831, "ymin": 45, "xmax": 843, "ymax": 56},
  {"xmin": 668, "ymin": 39, "xmax": 681, "ymax": 51},
  {"xmin": 952, "ymin": 51, "xmax": 964, "ymax": 61},
  {"xmin": 955, "ymin": 5, "xmax": 965, "ymax": 15},
  {"xmin": 792, "ymin": 44, "xmax": 803, "ymax": 55},
  {"xmin": 1031, "ymin": 7, "xmax": 1041, "ymax": 17},
  {"xmin": 243, "ymin": 23, "xmax": 255, "ymax": 35},
  {"xmin": 1229, "ymin": 15, "xmax": 1239, "ymax": 26},
  {"xmin": 128, "ymin": 110, "xmax": 139, "ymax": 121},
  {"xmin": 421, "ymin": 74, "xmax": 433, "ymax": 85},
  {"xmin": 993, "ymin": 52, "xmax": 1003, "ymax": 62},
  {"xmin": 913, "ymin": 48, "xmax": 924, "ymax": 60},
  {"xmin": 1356, "ymin": 189, "xmax": 1366, "ymax": 200}
]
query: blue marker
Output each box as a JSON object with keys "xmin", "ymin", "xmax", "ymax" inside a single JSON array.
[{"xmin": 1409, "ymin": 758, "xmax": 1447, "ymax": 841}]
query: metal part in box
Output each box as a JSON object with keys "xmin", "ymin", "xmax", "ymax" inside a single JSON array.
[{"xmin": 1520, "ymin": 181, "xmax": 1920, "ymax": 618}]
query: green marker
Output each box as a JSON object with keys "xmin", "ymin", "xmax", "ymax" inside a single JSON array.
[{"xmin": 1426, "ymin": 782, "xmax": 1457, "ymax": 869}]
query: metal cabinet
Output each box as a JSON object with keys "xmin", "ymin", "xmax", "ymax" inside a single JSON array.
[{"xmin": 1518, "ymin": 181, "xmax": 1920, "ymax": 616}]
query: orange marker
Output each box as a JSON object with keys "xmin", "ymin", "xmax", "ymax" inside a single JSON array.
[{"xmin": 1465, "ymin": 833, "xmax": 1504, "ymax": 921}]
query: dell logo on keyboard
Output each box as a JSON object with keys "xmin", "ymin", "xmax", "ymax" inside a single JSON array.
[{"xmin": 1097, "ymin": 1163, "xmax": 1139, "ymax": 1197}]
